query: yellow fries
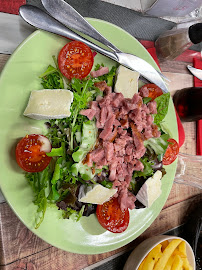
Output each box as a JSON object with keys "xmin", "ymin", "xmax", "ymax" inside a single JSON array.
[
  {"xmin": 138, "ymin": 239, "xmax": 193, "ymax": 270},
  {"xmin": 154, "ymin": 239, "xmax": 182, "ymax": 270},
  {"xmin": 141, "ymin": 244, "xmax": 162, "ymax": 270},
  {"xmin": 171, "ymin": 255, "xmax": 183, "ymax": 270},
  {"xmin": 164, "ymin": 254, "xmax": 175, "ymax": 270},
  {"xmin": 178, "ymin": 241, "xmax": 193, "ymax": 270},
  {"xmin": 161, "ymin": 240, "xmax": 169, "ymax": 252}
]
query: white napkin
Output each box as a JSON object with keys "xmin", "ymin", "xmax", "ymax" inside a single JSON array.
[{"xmin": 0, "ymin": 12, "xmax": 34, "ymax": 54}]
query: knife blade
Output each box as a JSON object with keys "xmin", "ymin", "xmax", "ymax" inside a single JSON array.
[
  {"xmin": 19, "ymin": 5, "xmax": 168, "ymax": 93},
  {"xmin": 187, "ymin": 65, "xmax": 202, "ymax": 80}
]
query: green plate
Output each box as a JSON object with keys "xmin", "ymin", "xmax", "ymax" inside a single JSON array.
[{"xmin": 0, "ymin": 18, "xmax": 178, "ymax": 254}]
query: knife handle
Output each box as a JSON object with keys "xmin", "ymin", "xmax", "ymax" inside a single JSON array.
[{"xmin": 19, "ymin": 5, "xmax": 118, "ymax": 62}]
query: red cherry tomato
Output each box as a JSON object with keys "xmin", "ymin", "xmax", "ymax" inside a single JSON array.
[
  {"xmin": 140, "ymin": 83, "xmax": 163, "ymax": 101},
  {"xmin": 162, "ymin": 138, "xmax": 179, "ymax": 165},
  {"xmin": 96, "ymin": 197, "xmax": 129, "ymax": 233},
  {"xmin": 16, "ymin": 134, "xmax": 52, "ymax": 172},
  {"xmin": 58, "ymin": 41, "xmax": 94, "ymax": 80}
]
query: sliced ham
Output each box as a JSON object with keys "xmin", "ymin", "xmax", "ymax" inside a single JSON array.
[
  {"xmin": 107, "ymin": 127, "xmax": 118, "ymax": 142},
  {"xmin": 148, "ymin": 100, "xmax": 157, "ymax": 114},
  {"xmin": 90, "ymin": 66, "xmax": 109, "ymax": 78},
  {"xmin": 99, "ymin": 114, "xmax": 115, "ymax": 140},
  {"xmin": 103, "ymin": 141, "xmax": 114, "ymax": 162},
  {"xmin": 79, "ymin": 109, "xmax": 96, "ymax": 120},
  {"xmin": 118, "ymin": 188, "xmax": 136, "ymax": 210},
  {"xmin": 111, "ymin": 93, "xmax": 124, "ymax": 107},
  {"xmin": 81, "ymin": 84, "xmax": 161, "ymax": 210},
  {"xmin": 87, "ymin": 147, "xmax": 105, "ymax": 165},
  {"xmin": 94, "ymin": 81, "xmax": 108, "ymax": 91},
  {"xmin": 94, "ymin": 81, "xmax": 112, "ymax": 95},
  {"xmin": 100, "ymin": 107, "xmax": 108, "ymax": 127},
  {"xmin": 139, "ymin": 85, "xmax": 149, "ymax": 97},
  {"xmin": 109, "ymin": 158, "xmax": 118, "ymax": 181},
  {"xmin": 104, "ymin": 86, "xmax": 112, "ymax": 95}
]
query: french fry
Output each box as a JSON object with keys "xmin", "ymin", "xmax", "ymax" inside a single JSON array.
[
  {"xmin": 178, "ymin": 241, "xmax": 186, "ymax": 254},
  {"xmin": 171, "ymin": 254, "xmax": 183, "ymax": 270},
  {"xmin": 178, "ymin": 241, "xmax": 193, "ymax": 270},
  {"xmin": 181, "ymin": 258, "xmax": 193, "ymax": 270},
  {"xmin": 140, "ymin": 244, "xmax": 162, "ymax": 270},
  {"xmin": 161, "ymin": 240, "xmax": 169, "ymax": 252},
  {"xmin": 153, "ymin": 239, "xmax": 182, "ymax": 270},
  {"xmin": 138, "ymin": 239, "xmax": 193, "ymax": 270},
  {"xmin": 138, "ymin": 257, "xmax": 145, "ymax": 270},
  {"xmin": 172, "ymin": 250, "xmax": 186, "ymax": 258},
  {"xmin": 164, "ymin": 254, "xmax": 175, "ymax": 270}
]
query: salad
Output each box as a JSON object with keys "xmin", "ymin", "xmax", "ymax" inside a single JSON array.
[{"xmin": 15, "ymin": 40, "xmax": 179, "ymax": 233}]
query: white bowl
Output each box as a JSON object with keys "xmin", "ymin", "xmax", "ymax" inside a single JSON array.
[{"xmin": 123, "ymin": 235, "xmax": 195, "ymax": 270}]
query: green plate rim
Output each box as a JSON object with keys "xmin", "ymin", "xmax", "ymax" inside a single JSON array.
[{"xmin": 0, "ymin": 18, "xmax": 178, "ymax": 254}]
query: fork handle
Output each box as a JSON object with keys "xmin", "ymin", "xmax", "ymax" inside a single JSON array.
[
  {"xmin": 42, "ymin": 0, "xmax": 120, "ymax": 52},
  {"xmin": 19, "ymin": 5, "xmax": 118, "ymax": 62}
]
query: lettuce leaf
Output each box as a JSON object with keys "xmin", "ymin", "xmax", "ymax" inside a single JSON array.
[
  {"xmin": 39, "ymin": 65, "xmax": 64, "ymax": 89},
  {"xmin": 133, "ymin": 157, "xmax": 154, "ymax": 179},
  {"xmin": 154, "ymin": 93, "xmax": 170, "ymax": 126},
  {"xmin": 144, "ymin": 134, "xmax": 170, "ymax": 156},
  {"xmin": 25, "ymin": 167, "xmax": 52, "ymax": 229},
  {"xmin": 71, "ymin": 162, "xmax": 101, "ymax": 181},
  {"xmin": 94, "ymin": 64, "xmax": 117, "ymax": 86},
  {"xmin": 62, "ymin": 205, "xmax": 85, "ymax": 221}
]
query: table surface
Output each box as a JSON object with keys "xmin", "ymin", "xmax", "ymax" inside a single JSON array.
[{"xmin": 0, "ymin": 33, "xmax": 202, "ymax": 270}]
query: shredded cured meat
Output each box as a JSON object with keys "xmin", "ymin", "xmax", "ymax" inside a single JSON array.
[
  {"xmin": 90, "ymin": 66, "xmax": 109, "ymax": 78},
  {"xmin": 80, "ymin": 86, "xmax": 160, "ymax": 210}
]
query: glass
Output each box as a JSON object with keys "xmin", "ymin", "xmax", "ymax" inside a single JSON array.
[
  {"xmin": 175, "ymin": 153, "xmax": 202, "ymax": 189},
  {"xmin": 173, "ymin": 87, "xmax": 202, "ymax": 122},
  {"xmin": 155, "ymin": 28, "xmax": 192, "ymax": 61}
]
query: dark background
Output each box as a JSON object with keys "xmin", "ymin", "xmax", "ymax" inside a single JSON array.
[{"xmin": 27, "ymin": 0, "xmax": 201, "ymax": 51}]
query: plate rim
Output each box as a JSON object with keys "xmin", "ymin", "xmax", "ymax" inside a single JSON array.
[{"xmin": 0, "ymin": 18, "xmax": 178, "ymax": 254}]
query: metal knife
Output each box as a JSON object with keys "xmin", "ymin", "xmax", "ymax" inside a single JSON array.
[
  {"xmin": 187, "ymin": 65, "xmax": 202, "ymax": 80},
  {"xmin": 19, "ymin": 5, "xmax": 168, "ymax": 93},
  {"xmin": 41, "ymin": 0, "xmax": 169, "ymax": 85}
]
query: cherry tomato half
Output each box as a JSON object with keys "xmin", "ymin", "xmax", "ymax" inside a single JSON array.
[
  {"xmin": 162, "ymin": 138, "xmax": 179, "ymax": 165},
  {"xmin": 96, "ymin": 197, "xmax": 129, "ymax": 233},
  {"xmin": 58, "ymin": 41, "xmax": 94, "ymax": 80},
  {"xmin": 16, "ymin": 134, "xmax": 52, "ymax": 172},
  {"xmin": 140, "ymin": 83, "xmax": 163, "ymax": 101}
]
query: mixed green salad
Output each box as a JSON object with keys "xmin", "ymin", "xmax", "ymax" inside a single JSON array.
[{"xmin": 15, "ymin": 40, "xmax": 178, "ymax": 233}]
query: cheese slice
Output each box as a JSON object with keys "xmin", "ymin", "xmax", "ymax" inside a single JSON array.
[
  {"xmin": 114, "ymin": 65, "xmax": 140, "ymax": 98},
  {"xmin": 78, "ymin": 184, "xmax": 117, "ymax": 204},
  {"xmin": 136, "ymin": 170, "xmax": 162, "ymax": 208},
  {"xmin": 23, "ymin": 89, "xmax": 73, "ymax": 120}
]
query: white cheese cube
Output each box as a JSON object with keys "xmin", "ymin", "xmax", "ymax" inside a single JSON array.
[
  {"xmin": 78, "ymin": 184, "xmax": 117, "ymax": 205},
  {"xmin": 24, "ymin": 89, "xmax": 73, "ymax": 120},
  {"xmin": 136, "ymin": 170, "xmax": 162, "ymax": 208},
  {"xmin": 114, "ymin": 65, "xmax": 140, "ymax": 98}
]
